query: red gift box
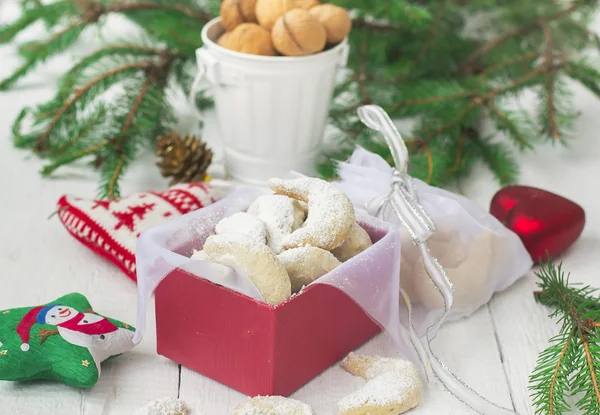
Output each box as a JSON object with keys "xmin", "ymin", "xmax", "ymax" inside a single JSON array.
[{"xmin": 154, "ymin": 226, "xmax": 387, "ymax": 397}]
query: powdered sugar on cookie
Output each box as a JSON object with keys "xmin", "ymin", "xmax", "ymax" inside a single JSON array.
[
  {"xmin": 338, "ymin": 353, "xmax": 422, "ymax": 415},
  {"xmin": 247, "ymin": 195, "xmax": 302, "ymax": 254},
  {"xmin": 215, "ymin": 212, "xmax": 268, "ymax": 245},
  {"xmin": 134, "ymin": 397, "xmax": 189, "ymax": 415},
  {"xmin": 233, "ymin": 395, "xmax": 315, "ymax": 415},
  {"xmin": 268, "ymin": 177, "xmax": 355, "ymax": 251}
]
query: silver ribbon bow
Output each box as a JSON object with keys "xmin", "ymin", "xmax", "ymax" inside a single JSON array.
[{"xmin": 358, "ymin": 105, "xmax": 520, "ymax": 415}]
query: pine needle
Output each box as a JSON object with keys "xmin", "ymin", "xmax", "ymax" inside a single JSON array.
[{"xmin": 530, "ymin": 261, "xmax": 600, "ymax": 415}]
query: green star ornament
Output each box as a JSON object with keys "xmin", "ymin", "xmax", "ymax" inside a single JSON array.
[{"xmin": 0, "ymin": 293, "xmax": 135, "ymax": 388}]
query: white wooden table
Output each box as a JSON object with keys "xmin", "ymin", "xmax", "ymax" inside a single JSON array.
[{"xmin": 1, "ymin": 2, "xmax": 599, "ymax": 413}]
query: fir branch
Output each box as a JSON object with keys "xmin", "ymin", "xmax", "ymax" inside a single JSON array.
[
  {"xmin": 541, "ymin": 22, "xmax": 562, "ymax": 142},
  {"xmin": 565, "ymin": 60, "xmax": 600, "ymax": 99},
  {"xmin": 477, "ymin": 51, "xmax": 539, "ymax": 81},
  {"xmin": 421, "ymin": 142, "xmax": 434, "ymax": 183},
  {"xmin": 485, "ymin": 101, "xmax": 534, "ymax": 150},
  {"xmin": 103, "ymin": 52, "xmax": 175, "ymax": 199},
  {"xmin": 483, "ymin": 65, "xmax": 550, "ymax": 98},
  {"xmin": 358, "ymin": 38, "xmax": 372, "ymax": 105},
  {"xmin": 41, "ymin": 139, "xmax": 112, "ymax": 176},
  {"xmin": 531, "ymin": 262, "xmax": 600, "ymax": 415},
  {"xmin": 36, "ymin": 61, "xmax": 152, "ymax": 152},
  {"xmin": 410, "ymin": 100, "xmax": 479, "ymax": 150},
  {"xmin": 59, "ymin": 44, "xmax": 161, "ymax": 96},
  {"xmin": 447, "ymin": 128, "xmax": 467, "ymax": 175},
  {"xmin": 469, "ymin": 133, "xmax": 519, "ymax": 184},
  {"xmin": 0, "ymin": 20, "xmax": 88, "ymax": 90},
  {"xmin": 530, "ymin": 330, "xmax": 574, "ymax": 415},
  {"xmin": 389, "ymin": 91, "xmax": 475, "ymax": 112},
  {"xmin": 0, "ymin": 0, "xmax": 73, "ymax": 43},
  {"xmin": 50, "ymin": 105, "xmax": 107, "ymax": 156},
  {"xmin": 463, "ymin": 0, "xmax": 583, "ymax": 71},
  {"xmin": 107, "ymin": 2, "xmax": 212, "ymax": 21}
]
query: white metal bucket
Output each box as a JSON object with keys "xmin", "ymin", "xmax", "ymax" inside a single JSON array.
[{"xmin": 196, "ymin": 17, "xmax": 350, "ymax": 185}]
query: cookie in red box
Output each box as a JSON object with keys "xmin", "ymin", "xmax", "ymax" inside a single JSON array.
[{"xmin": 57, "ymin": 183, "xmax": 221, "ymax": 281}]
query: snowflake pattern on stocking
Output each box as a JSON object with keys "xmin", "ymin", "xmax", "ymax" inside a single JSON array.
[{"xmin": 57, "ymin": 183, "xmax": 221, "ymax": 281}]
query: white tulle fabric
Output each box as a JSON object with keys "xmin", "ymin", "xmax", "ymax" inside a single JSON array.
[{"xmin": 335, "ymin": 147, "xmax": 533, "ymax": 334}]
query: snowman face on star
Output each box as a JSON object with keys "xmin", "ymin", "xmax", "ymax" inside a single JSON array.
[{"xmin": 43, "ymin": 306, "xmax": 79, "ymax": 325}]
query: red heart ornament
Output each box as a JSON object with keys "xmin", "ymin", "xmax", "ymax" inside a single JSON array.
[{"xmin": 490, "ymin": 185, "xmax": 585, "ymax": 262}]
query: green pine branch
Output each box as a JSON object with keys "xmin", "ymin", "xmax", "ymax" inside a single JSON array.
[
  {"xmin": 4, "ymin": 0, "xmax": 600, "ymax": 195},
  {"xmin": 530, "ymin": 261, "xmax": 600, "ymax": 415}
]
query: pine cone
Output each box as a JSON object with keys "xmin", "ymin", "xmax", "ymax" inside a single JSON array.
[{"xmin": 156, "ymin": 131, "xmax": 213, "ymax": 185}]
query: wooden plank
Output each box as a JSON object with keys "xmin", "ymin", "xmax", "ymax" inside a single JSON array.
[{"xmin": 179, "ymin": 304, "xmax": 513, "ymax": 414}]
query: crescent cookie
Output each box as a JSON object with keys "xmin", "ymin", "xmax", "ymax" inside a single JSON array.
[
  {"xmin": 232, "ymin": 396, "xmax": 316, "ymax": 415},
  {"xmin": 203, "ymin": 234, "xmax": 291, "ymax": 305},
  {"xmin": 332, "ymin": 222, "xmax": 373, "ymax": 262},
  {"xmin": 338, "ymin": 353, "xmax": 422, "ymax": 415},
  {"xmin": 247, "ymin": 194, "xmax": 306, "ymax": 254},
  {"xmin": 215, "ymin": 212, "xmax": 268, "ymax": 245},
  {"xmin": 268, "ymin": 177, "xmax": 355, "ymax": 251},
  {"xmin": 405, "ymin": 230, "xmax": 493, "ymax": 310},
  {"xmin": 278, "ymin": 247, "xmax": 341, "ymax": 293}
]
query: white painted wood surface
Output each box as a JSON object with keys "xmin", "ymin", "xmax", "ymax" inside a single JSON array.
[{"xmin": 1, "ymin": 2, "xmax": 599, "ymax": 413}]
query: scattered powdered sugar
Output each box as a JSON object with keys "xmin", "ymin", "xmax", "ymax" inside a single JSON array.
[
  {"xmin": 232, "ymin": 395, "xmax": 315, "ymax": 415},
  {"xmin": 247, "ymin": 195, "xmax": 299, "ymax": 254},
  {"xmin": 337, "ymin": 371, "xmax": 421, "ymax": 414},
  {"xmin": 215, "ymin": 212, "xmax": 268, "ymax": 245},
  {"xmin": 134, "ymin": 397, "xmax": 189, "ymax": 415}
]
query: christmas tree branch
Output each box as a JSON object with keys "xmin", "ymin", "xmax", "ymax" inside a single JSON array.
[
  {"xmin": 548, "ymin": 330, "xmax": 574, "ymax": 415},
  {"xmin": 358, "ymin": 39, "xmax": 372, "ymax": 105},
  {"xmin": 42, "ymin": 140, "xmax": 111, "ymax": 175},
  {"xmin": 105, "ymin": 52, "xmax": 175, "ymax": 199},
  {"xmin": 389, "ymin": 91, "xmax": 475, "ymax": 112},
  {"xmin": 485, "ymin": 101, "xmax": 530, "ymax": 149},
  {"xmin": 463, "ymin": 0, "xmax": 583, "ymax": 71},
  {"xmin": 531, "ymin": 261, "xmax": 600, "ymax": 415},
  {"xmin": 541, "ymin": 21, "xmax": 562, "ymax": 142},
  {"xmin": 36, "ymin": 60, "xmax": 152, "ymax": 152},
  {"xmin": 108, "ymin": 2, "xmax": 212, "ymax": 21},
  {"xmin": 50, "ymin": 106, "xmax": 106, "ymax": 156},
  {"xmin": 5, "ymin": 0, "xmax": 600, "ymax": 193},
  {"xmin": 477, "ymin": 51, "xmax": 539, "ymax": 81},
  {"xmin": 0, "ymin": 0, "xmax": 210, "ymax": 91},
  {"xmin": 410, "ymin": 101, "xmax": 478, "ymax": 150}
]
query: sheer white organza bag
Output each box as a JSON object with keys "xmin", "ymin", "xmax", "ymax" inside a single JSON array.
[
  {"xmin": 336, "ymin": 146, "xmax": 533, "ymax": 334},
  {"xmin": 334, "ymin": 105, "xmax": 532, "ymax": 414}
]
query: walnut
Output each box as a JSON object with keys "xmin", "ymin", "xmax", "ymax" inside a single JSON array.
[
  {"xmin": 256, "ymin": 0, "xmax": 293, "ymax": 31},
  {"xmin": 217, "ymin": 23, "xmax": 276, "ymax": 56},
  {"xmin": 255, "ymin": 0, "xmax": 320, "ymax": 31},
  {"xmin": 220, "ymin": 0, "xmax": 258, "ymax": 31},
  {"xmin": 217, "ymin": 31, "xmax": 234, "ymax": 49},
  {"xmin": 272, "ymin": 9, "xmax": 326, "ymax": 56},
  {"xmin": 293, "ymin": 0, "xmax": 320, "ymax": 10},
  {"xmin": 309, "ymin": 4, "xmax": 351, "ymax": 44}
]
